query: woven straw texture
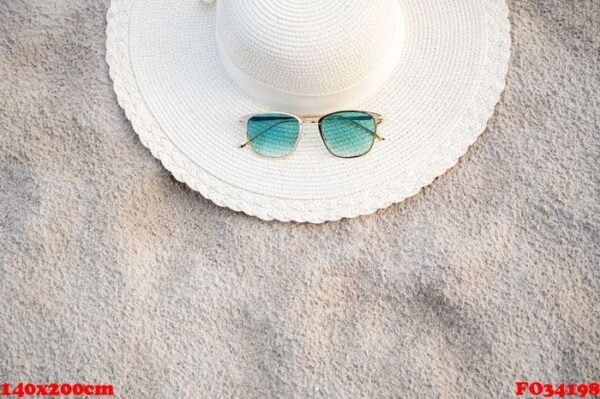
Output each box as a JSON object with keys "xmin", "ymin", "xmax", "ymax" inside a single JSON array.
[
  {"xmin": 106, "ymin": 0, "xmax": 511, "ymax": 223},
  {"xmin": 217, "ymin": 0, "xmax": 401, "ymax": 97}
]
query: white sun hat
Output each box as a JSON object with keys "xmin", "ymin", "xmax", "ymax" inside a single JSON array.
[{"xmin": 106, "ymin": 0, "xmax": 510, "ymax": 223}]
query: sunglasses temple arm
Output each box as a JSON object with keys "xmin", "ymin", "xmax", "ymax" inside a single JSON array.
[
  {"xmin": 239, "ymin": 119, "xmax": 293, "ymax": 148},
  {"xmin": 348, "ymin": 119, "xmax": 385, "ymax": 141}
]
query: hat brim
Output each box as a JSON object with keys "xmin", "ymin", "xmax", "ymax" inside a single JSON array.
[{"xmin": 106, "ymin": 0, "xmax": 510, "ymax": 223}]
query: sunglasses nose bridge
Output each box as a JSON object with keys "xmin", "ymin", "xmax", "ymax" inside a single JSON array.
[{"xmin": 300, "ymin": 115, "xmax": 321, "ymax": 124}]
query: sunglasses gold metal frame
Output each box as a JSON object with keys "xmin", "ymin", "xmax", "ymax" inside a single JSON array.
[{"xmin": 239, "ymin": 111, "xmax": 384, "ymax": 158}]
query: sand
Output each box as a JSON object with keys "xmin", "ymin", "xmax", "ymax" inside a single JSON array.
[{"xmin": 0, "ymin": 1, "xmax": 598, "ymax": 397}]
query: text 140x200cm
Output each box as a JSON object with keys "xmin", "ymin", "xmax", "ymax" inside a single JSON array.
[{"xmin": 1, "ymin": 383, "xmax": 114, "ymax": 397}]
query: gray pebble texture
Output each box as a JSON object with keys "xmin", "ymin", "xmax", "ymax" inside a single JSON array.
[{"xmin": 0, "ymin": 1, "xmax": 599, "ymax": 398}]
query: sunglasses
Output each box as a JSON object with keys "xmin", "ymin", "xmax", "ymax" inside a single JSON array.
[{"xmin": 239, "ymin": 111, "xmax": 384, "ymax": 158}]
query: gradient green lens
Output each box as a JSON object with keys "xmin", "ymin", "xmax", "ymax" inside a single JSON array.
[
  {"xmin": 319, "ymin": 111, "xmax": 376, "ymax": 158},
  {"xmin": 247, "ymin": 113, "xmax": 300, "ymax": 158}
]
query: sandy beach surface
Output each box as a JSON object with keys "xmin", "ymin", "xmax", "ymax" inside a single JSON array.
[{"xmin": 0, "ymin": 1, "xmax": 598, "ymax": 397}]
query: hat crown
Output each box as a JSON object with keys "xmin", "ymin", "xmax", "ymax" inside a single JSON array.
[{"xmin": 216, "ymin": 0, "xmax": 403, "ymax": 110}]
